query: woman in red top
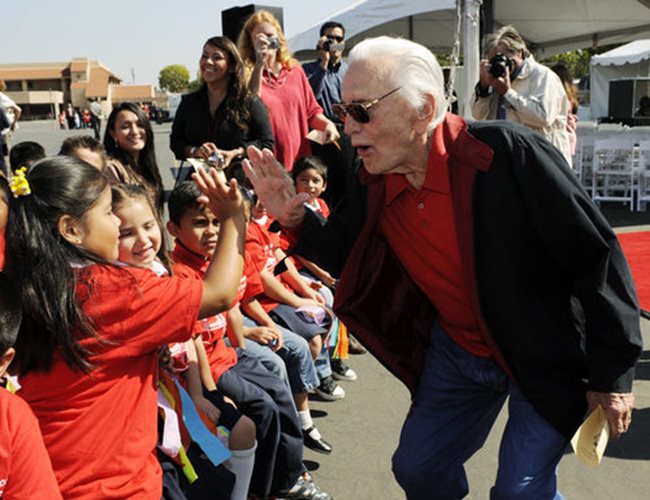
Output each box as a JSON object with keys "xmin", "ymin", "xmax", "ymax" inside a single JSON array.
[
  {"xmin": 5, "ymin": 156, "xmax": 245, "ymax": 499},
  {"xmin": 238, "ymin": 10, "xmax": 339, "ymax": 170}
]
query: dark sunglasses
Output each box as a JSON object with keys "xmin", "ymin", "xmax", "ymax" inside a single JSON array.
[
  {"xmin": 328, "ymin": 35, "xmax": 344, "ymax": 42},
  {"xmin": 332, "ymin": 87, "xmax": 401, "ymax": 124}
]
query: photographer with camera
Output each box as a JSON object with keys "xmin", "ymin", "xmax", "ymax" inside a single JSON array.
[
  {"xmin": 238, "ymin": 11, "xmax": 339, "ymax": 171},
  {"xmin": 472, "ymin": 25, "xmax": 572, "ymax": 165},
  {"xmin": 303, "ymin": 21, "xmax": 355, "ymax": 207}
]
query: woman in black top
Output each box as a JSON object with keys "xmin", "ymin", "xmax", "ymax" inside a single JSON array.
[{"xmin": 170, "ymin": 36, "xmax": 274, "ymax": 166}]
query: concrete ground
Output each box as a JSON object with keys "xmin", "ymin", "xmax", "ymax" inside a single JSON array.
[{"xmin": 10, "ymin": 120, "xmax": 650, "ymax": 499}]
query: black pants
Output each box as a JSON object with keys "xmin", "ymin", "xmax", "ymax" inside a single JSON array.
[
  {"xmin": 91, "ymin": 116, "xmax": 101, "ymax": 141},
  {"xmin": 216, "ymin": 349, "xmax": 304, "ymax": 497}
]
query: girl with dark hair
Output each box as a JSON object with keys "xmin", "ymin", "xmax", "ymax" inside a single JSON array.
[
  {"xmin": 170, "ymin": 36, "xmax": 274, "ymax": 167},
  {"xmin": 5, "ymin": 156, "xmax": 246, "ymax": 499},
  {"xmin": 104, "ymin": 102, "xmax": 164, "ymax": 210}
]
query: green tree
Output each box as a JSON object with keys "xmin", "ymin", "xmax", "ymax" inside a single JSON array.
[
  {"xmin": 158, "ymin": 64, "xmax": 190, "ymax": 92},
  {"xmin": 187, "ymin": 78, "xmax": 203, "ymax": 93}
]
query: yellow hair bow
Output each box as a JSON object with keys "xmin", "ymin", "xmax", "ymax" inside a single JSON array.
[{"xmin": 9, "ymin": 167, "xmax": 31, "ymax": 198}]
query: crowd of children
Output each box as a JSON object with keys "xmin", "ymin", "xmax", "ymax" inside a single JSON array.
[{"xmin": 0, "ymin": 114, "xmax": 361, "ymax": 499}]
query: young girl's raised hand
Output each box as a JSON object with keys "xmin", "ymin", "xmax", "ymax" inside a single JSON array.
[{"xmin": 192, "ymin": 167, "xmax": 243, "ymax": 222}]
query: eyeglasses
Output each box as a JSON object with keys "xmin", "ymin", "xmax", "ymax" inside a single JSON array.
[
  {"xmin": 328, "ymin": 35, "xmax": 344, "ymax": 43},
  {"xmin": 332, "ymin": 87, "xmax": 401, "ymax": 123}
]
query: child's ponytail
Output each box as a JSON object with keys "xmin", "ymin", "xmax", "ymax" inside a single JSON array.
[{"xmin": 6, "ymin": 157, "xmax": 111, "ymax": 375}]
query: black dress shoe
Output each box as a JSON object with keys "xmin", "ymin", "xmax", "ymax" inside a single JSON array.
[{"xmin": 303, "ymin": 426, "xmax": 332, "ymax": 454}]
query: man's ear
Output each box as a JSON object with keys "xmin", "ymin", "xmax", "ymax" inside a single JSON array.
[
  {"xmin": 414, "ymin": 93, "xmax": 436, "ymax": 135},
  {"xmin": 57, "ymin": 214, "xmax": 84, "ymax": 246},
  {"xmin": 0, "ymin": 347, "xmax": 15, "ymax": 379},
  {"xmin": 166, "ymin": 220, "xmax": 180, "ymax": 239}
]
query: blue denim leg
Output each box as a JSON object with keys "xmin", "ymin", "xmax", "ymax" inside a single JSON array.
[
  {"xmin": 490, "ymin": 384, "xmax": 567, "ymax": 500},
  {"xmin": 392, "ymin": 323, "xmax": 508, "ymax": 500},
  {"xmin": 243, "ymin": 316, "xmax": 320, "ymax": 394}
]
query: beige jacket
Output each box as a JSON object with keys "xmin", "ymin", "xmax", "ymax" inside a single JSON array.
[{"xmin": 472, "ymin": 56, "xmax": 571, "ymax": 165}]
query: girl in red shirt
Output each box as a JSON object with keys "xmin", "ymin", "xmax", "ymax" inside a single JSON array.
[
  {"xmin": 5, "ymin": 156, "xmax": 245, "ymax": 499},
  {"xmin": 111, "ymin": 183, "xmax": 256, "ymax": 500}
]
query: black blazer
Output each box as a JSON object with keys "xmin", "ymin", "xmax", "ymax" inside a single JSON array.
[{"xmin": 169, "ymin": 85, "xmax": 274, "ymax": 160}]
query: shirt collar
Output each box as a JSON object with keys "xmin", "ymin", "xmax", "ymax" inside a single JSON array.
[
  {"xmin": 384, "ymin": 124, "xmax": 450, "ymax": 205},
  {"xmin": 171, "ymin": 241, "xmax": 209, "ymax": 273}
]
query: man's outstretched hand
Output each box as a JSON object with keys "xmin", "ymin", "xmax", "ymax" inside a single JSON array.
[{"xmin": 243, "ymin": 146, "xmax": 309, "ymax": 228}]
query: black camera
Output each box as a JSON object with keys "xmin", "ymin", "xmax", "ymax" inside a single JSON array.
[
  {"xmin": 489, "ymin": 53, "xmax": 514, "ymax": 78},
  {"xmin": 268, "ymin": 36, "xmax": 280, "ymax": 50}
]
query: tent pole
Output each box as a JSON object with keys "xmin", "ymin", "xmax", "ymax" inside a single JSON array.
[{"xmin": 462, "ymin": 0, "xmax": 482, "ymax": 119}]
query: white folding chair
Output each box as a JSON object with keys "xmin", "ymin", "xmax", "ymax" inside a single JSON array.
[
  {"xmin": 636, "ymin": 140, "xmax": 650, "ymax": 211},
  {"xmin": 592, "ymin": 137, "xmax": 636, "ymax": 210},
  {"xmin": 574, "ymin": 121, "xmax": 598, "ymax": 190}
]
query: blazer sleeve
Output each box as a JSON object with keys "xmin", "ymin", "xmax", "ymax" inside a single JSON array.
[
  {"xmin": 246, "ymin": 96, "xmax": 274, "ymax": 151},
  {"xmin": 169, "ymin": 95, "xmax": 191, "ymax": 160},
  {"xmin": 507, "ymin": 128, "xmax": 642, "ymax": 393}
]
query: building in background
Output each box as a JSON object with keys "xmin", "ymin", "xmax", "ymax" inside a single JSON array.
[{"xmin": 0, "ymin": 58, "xmax": 166, "ymax": 120}]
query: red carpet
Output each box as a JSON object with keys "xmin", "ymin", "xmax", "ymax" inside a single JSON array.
[{"xmin": 617, "ymin": 231, "xmax": 650, "ymax": 312}]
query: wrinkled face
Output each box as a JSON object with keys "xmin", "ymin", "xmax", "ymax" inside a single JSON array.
[
  {"xmin": 323, "ymin": 26, "xmax": 345, "ymax": 59},
  {"xmin": 77, "ymin": 187, "xmax": 121, "ymax": 261},
  {"xmin": 295, "ymin": 168, "xmax": 326, "ymax": 202},
  {"xmin": 115, "ymin": 197, "xmax": 162, "ymax": 268},
  {"xmin": 170, "ymin": 206, "xmax": 220, "ymax": 258},
  {"xmin": 342, "ymin": 61, "xmax": 422, "ymax": 176},
  {"xmin": 73, "ymin": 147, "xmax": 105, "ymax": 171},
  {"xmin": 110, "ymin": 110, "xmax": 147, "ymax": 155},
  {"xmin": 200, "ymin": 44, "xmax": 229, "ymax": 84}
]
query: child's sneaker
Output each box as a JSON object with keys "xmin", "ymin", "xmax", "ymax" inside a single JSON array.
[
  {"xmin": 314, "ymin": 375, "xmax": 345, "ymax": 401},
  {"xmin": 331, "ymin": 359, "xmax": 358, "ymax": 382}
]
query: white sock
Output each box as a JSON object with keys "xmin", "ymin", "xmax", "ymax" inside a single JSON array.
[
  {"xmin": 224, "ymin": 441, "xmax": 257, "ymax": 500},
  {"xmin": 298, "ymin": 409, "xmax": 313, "ymax": 430}
]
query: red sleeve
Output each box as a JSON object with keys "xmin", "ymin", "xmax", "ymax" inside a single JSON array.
[
  {"xmin": 242, "ymin": 253, "xmax": 264, "ymax": 301},
  {"xmin": 80, "ymin": 266, "xmax": 203, "ymax": 356},
  {"xmin": 245, "ymin": 224, "xmax": 269, "ymax": 274},
  {"xmin": 0, "ymin": 390, "xmax": 62, "ymax": 499},
  {"xmin": 298, "ymin": 66, "xmax": 323, "ymax": 120}
]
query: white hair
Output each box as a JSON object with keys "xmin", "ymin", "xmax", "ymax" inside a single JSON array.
[{"xmin": 348, "ymin": 36, "xmax": 448, "ymax": 132}]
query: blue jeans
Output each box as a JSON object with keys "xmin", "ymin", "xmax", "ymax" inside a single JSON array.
[
  {"xmin": 242, "ymin": 316, "xmax": 320, "ymax": 393},
  {"xmin": 392, "ymin": 323, "xmax": 567, "ymax": 500}
]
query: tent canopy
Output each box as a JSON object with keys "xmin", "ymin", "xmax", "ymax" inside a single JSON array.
[
  {"xmin": 590, "ymin": 39, "xmax": 650, "ymax": 119},
  {"xmin": 289, "ymin": 0, "xmax": 650, "ymax": 58},
  {"xmin": 592, "ymin": 39, "xmax": 650, "ymax": 66}
]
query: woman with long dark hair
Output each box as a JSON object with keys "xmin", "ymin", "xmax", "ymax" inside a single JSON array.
[
  {"xmin": 104, "ymin": 102, "xmax": 164, "ymax": 210},
  {"xmin": 170, "ymin": 36, "xmax": 273, "ymax": 166}
]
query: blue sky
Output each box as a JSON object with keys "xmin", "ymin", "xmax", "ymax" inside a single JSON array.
[{"xmin": 2, "ymin": 0, "xmax": 351, "ymax": 87}]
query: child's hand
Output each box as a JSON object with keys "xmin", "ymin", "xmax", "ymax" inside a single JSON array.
[
  {"xmin": 192, "ymin": 167, "xmax": 243, "ymax": 221},
  {"xmin": 192, "ymin": 395, "xmax": 221, "ymax": 423},
  {"xmin": 245, "ymin": 326, "xmax": 281, "ymax": 350}
]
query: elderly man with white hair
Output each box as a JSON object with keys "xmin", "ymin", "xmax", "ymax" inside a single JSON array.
[{"xmin": 244, "ymin": 36, "xmax": 641, "ymax": 499}]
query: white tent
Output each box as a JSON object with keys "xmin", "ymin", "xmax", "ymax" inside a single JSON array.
[
  {"xmin": 289, "ymin": 0, "xmax": 650, "ymax": 116},
  {"xmin": 590, "ymin": 40, "xmax": 650, "ymax": 119}
]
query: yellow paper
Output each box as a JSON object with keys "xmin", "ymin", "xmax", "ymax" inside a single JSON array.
[{"xmin": 570, "ymin": 405, "xmax": 610, "ymax": 467}]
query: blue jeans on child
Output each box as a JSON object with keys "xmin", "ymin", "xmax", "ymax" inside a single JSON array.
[
  {"xmin": 242, "ymin": 316, "xmax": 320, "ymax": 393},
  {"xmin": 392, "ymin": 322, "xmax": 567, "ymax": 500}
]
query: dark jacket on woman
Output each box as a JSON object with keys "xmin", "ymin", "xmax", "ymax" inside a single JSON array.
[
  {"xmin": 170, "ymin": 85, "xmax": 274, "ymax": 160},
  {"xmin": 291, "ymin": 113, "xmax": 642, "ymax": 439}
]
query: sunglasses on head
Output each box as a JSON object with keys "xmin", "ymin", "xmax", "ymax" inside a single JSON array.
[{"xmin": 332, "ymin": 87, "xmax": 401, "ymax": 124}]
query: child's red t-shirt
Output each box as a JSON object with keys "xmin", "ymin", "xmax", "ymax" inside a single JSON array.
[
  {"xmin": 0, "ymin": 388, "xmax": 62, "ymax": 499},
  {"xmin": 18, "ymin": 265, "xmax": 203, "ymax": 500},
  {"xmin": 171, "ymin": 244, "xmax": 239, "ymax": 384}
]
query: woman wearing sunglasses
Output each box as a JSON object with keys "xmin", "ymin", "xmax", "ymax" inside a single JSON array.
[
  {"xmin": 237, "ymin": 10, "xmax": 339, "ymax": 171},
  {"xmin": 170, "ymin": 36, "xmax": 274, "ymax": 168}
]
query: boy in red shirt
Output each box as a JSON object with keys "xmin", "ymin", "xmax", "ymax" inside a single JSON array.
[
  {"xmin": 167, "ymin": 182, "xmax": 331, "ymax": 500},
  {"xmin": 0, "ymin": 273, "xmax": 61, "ymax": 499}
]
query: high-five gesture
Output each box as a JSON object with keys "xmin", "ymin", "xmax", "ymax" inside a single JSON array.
[{"xmin": 243, "ymin": 146, "xmax": 309, "ymax": 228}]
